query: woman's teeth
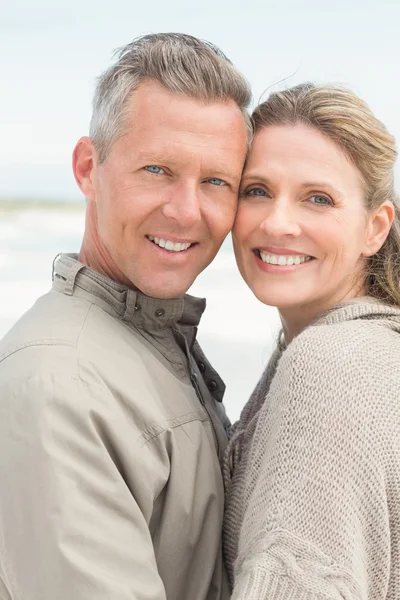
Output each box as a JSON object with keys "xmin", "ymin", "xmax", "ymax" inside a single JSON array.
[
  {"xmin": 147, "ymin": 236, "xmax": 192, "ymax": 252},
  {"xmin": 259, "ymin": 251, "xmax": 313, "ymax": 266}
]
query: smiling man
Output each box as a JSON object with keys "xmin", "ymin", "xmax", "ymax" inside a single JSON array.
[{"xmin": 0, "ymin": 34, "xmax": 250, "ymax": 600}]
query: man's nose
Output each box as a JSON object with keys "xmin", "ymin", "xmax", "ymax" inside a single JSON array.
[
  {"xmin": 161, "ymin": 181, "xmax": 201, "ymax": 227},
  {"xmin": 260, "ymin": 201, "xmax": 301, "ymax": 238}
]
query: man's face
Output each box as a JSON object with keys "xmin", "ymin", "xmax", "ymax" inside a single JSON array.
[{"xmin": 80, "ymin": 80, "xmax": 248, "ymax": 298}]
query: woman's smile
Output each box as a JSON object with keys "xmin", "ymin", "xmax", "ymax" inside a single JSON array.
[
  {"xmin": 253, "ymin": 246, "xmax": 315, "ymax": 273},
  {"xmin": 233, "ymin": 122, "xmax": 373, "ymax": 332}
]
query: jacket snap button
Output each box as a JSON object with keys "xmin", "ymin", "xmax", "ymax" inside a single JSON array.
[
  {"xmin": 198, "ymin": 361, "xmax": 206, "ymax": 373},
  {"xmin": 134, "ymin": 303, "xmax": 141, "ymax": 311},
  {"xmin": 155, "ymin": 308, "xmax": 165, "ymax": 317},
  {"xmin": 207, "ymin": 380, "xmax": 217, "ymax": 392}
]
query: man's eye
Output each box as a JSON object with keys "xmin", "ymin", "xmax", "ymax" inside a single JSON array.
[
  {"xmin": 145, "ymin": 165, "xmax": 165, "ymax": 174},
  {"xmin": 207, "ymin": 178, "xmax": 227, "ymax": 186},
  {"xmin": 309, "ymin": 195, "xmax": 333, "ymax": 206},
  {"xmin": 244, "ymin": 188, "xmax": 267, "ymax": 197}
]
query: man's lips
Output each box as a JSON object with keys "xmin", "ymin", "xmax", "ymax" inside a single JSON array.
[
  {"xmin": 147, "ymin": 234, "xmax": 198, "ymax": 245},
  {"xmin": 146, "ymin": 235, "xmax": 198, "ymax": 253}
]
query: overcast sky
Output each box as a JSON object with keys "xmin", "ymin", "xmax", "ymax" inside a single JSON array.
[{"xmin": 1, "ymin": 0, "xmax": 399, "ymax": 200}]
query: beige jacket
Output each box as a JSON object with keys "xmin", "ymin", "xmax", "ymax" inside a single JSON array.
[{"xmin": 0, "ymin": 254, "xmax": 230, "ymax": 600}]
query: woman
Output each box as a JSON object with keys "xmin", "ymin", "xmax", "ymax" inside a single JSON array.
[{"xmin": 224, "ymin": 83, "xmax": 400, "ymax": 599}]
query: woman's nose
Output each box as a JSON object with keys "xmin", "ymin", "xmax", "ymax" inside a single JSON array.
[{"xmin": 260, "ymin": 202, "xmax": 301, "ymax": 238}]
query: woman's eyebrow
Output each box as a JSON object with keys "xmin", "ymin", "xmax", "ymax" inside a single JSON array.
[
  {"xmin": 301, "ymin": 180, "xmax": 336, "ymax": 189},
  {"xmin": 299, "ymin": 181, "xmax": 345, "ymax": 199},
  {"xmin": 240, "ymin": 175, "xmax": 345, "ymax": 197}
]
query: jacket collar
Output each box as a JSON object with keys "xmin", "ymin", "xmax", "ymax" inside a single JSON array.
[{"xmin": 52, "ymin": 253, "xmax": 207, "ymax": 331}]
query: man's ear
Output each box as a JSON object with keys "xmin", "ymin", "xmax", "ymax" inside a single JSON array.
[
  {"xmin": 72, "ymin": 137, "xmax": 98, "ymax": 201},
  {"xmin": 362, "ymin": 200, "xmax": 395, "ymax": 257}
]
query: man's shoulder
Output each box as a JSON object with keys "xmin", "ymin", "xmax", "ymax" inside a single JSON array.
[
  {"xmin": 0, "ymin": 286, "xmax": 167, "ymax": 389},
  {"xmin": 0, "ymin": 289, "xmax": 92, "ymax": 388},
  {"xmin": 0, "ymin": 289, "xmax": 93, "ymax": 362}
]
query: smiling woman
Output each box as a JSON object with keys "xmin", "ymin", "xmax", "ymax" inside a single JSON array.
[
  {"xmin": 234, "ymin": 83, "xmax": 399, "ymax": 340},
  {"xmin": 234, "ymin": 120, "xmax": 384, "ymax": 336},
  {"xmin": 224, "ymin": 83, "xmax": 400, "ymax": 600}
]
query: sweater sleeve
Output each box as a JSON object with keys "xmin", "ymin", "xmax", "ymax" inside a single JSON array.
[{"xmin": 231, "ymin": 326, "xmax": 390, "ymax": 600}]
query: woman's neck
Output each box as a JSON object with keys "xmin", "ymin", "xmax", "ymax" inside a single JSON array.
[{"xmin": 278, "ymin": 284, "xmax": 366, "ymax": 344}]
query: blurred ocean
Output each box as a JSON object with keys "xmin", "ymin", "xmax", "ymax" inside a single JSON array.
[{"xmin": 0, "ymin": 209, "xmax": 281, "ymax": 420}]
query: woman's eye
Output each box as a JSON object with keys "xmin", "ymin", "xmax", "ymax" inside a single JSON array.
[
  {"xmin": 309, "ymin": 195, "xmax": 333, "ymax": 206},
  {"xmin": 244, "ymin": 188, "xmax": 268, "ymax": 197},
  {"xmin": 207, "ymin": 178, "xmax": 227, "ymax": 186},
  {"xmin": 145, "ymin": 165, "xmax": 165, "ymax": 175}
]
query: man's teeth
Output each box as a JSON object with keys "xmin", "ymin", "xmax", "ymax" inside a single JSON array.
[
  {"xmin": 147, "ymin": 235, "xmax": 192, "ymax": 252},
  {"xmin": 259, "ymin": 252, "xmax": 312, "ymax": 266}
]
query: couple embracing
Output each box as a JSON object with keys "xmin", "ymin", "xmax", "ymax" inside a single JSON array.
[{"xmin": 0, "ymin": 32, "xmax": 399, "ymax": 600}]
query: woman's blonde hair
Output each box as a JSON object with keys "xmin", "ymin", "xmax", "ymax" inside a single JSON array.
[{"xmin": 252, "ymin": 83, "xmax": 400, "ymax": 307}]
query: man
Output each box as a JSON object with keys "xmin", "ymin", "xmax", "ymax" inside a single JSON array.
[{"xmin": 0, "ymin": 33, "xmax": 250, "ymax": 599}]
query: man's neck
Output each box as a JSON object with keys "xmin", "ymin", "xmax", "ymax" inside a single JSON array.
[{"xmin": 79, "ymin": 237, "xmax": 132, "ymax": 288}]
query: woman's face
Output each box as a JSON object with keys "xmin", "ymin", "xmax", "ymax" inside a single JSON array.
[{"xmin": 233, "ymin": 123, "xmax": 374, "ymax": 319}]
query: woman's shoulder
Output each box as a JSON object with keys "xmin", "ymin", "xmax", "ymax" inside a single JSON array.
[
  {"xmin": 287, "ymin": 301, "xmax": 400, "ymax": 366},
  {"xmin": 274, "ymin": 305, "xmax": 400, "ymax": 423}
]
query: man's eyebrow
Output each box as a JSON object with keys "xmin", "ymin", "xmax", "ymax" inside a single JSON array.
[
  {"xmin": 136, "ymin": 151, "xmax": 179, "ymax": 164},
  {"xmin": 209, "ymin": 167, "xmax": 241, "ymax": 180},
  {"xmin": 136, "ymin": 152, "xmax": 240, "ymax": 181}
]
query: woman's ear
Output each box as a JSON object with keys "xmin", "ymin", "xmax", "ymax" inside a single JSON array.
[
  {"xmin": 72, "ymin": 137, "xmax": 98, "ymax": 201},
  {"xmin": 362, "ymin": 201, "xmax": 395, "ymax": 257}
]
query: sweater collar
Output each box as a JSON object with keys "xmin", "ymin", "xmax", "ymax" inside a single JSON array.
[
  {"xmin": 279, "ymin": 297, "xmax": 400, "ymax": 351},
  {"xmin": 312, "ymin": 296, "xmax": 400, "ymax": 329}
]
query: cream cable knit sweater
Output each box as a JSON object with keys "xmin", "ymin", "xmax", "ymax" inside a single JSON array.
[{"xmin": 224, "ymin": 298, "xmax": 400, "ymax": 599}]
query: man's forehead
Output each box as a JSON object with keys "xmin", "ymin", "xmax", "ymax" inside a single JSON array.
[
  {"xmin": 135, "ymin": 133, "xmax": 242, "ymax": 157},
  {"xmin": 134, "ymin": 144, "xmax": 244, "ymax": 174},
  {"xmin": 125, "ymin": 82, "xmax": 248, "ymax": 138}
]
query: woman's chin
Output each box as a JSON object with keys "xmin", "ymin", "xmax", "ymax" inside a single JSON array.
[
  {"xmin": 252, "ymin": 289, "xmax": 303, "ymax": 309},
  {"xmin": 246, "ymin": 280, "xmax": 305, "ymax": 308}
]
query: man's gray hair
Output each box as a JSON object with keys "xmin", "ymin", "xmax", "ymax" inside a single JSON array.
[{"xmin": 89, "ymin": 32, "xmax": 252, "ymax": 162}]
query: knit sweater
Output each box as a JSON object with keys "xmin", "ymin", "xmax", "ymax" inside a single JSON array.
[{"xmin": 223, "ymin": 297, "xmax": 400, "ymax": 600}]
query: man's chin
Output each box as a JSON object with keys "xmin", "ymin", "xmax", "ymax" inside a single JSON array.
[{"xmin": 133, "ymin": 278, "xmax": 195, "ymax": 300}]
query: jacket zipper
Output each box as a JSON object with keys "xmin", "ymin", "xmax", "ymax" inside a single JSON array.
[{"xmin": 172, "ymin": 328, "xmax": 220, "ymax": 456}]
